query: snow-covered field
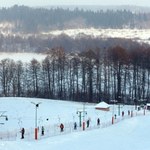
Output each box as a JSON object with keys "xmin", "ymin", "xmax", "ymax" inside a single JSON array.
[
  {"xmin": 42, "ymin": 28, "xmax": 150, "ymax": 44},
  {"xmin": 0, "ymin": 97, "xmax": 149, "ymax": 150},
  {"xmin": 0, "ymin": 53, "xmax": 47, "ymax": 62},
  {"xmin": 0, "ymin": 97, "xmax": 114, "ymax": 131}
]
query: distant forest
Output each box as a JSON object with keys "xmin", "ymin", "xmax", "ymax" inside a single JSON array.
[
  {"xmin": 0, "ymin": 5, "xmax": 150, "ymax": 32},
  {"xmin": 0, "ymin": 5, "xmax": 149, "ymax": 53},
  {"xmin": 0, "ymin": 33, "xmax": 148, "ymax": 53}
]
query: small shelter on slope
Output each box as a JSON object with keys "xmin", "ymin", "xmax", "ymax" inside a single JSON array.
[
  {"xmin": 146, "ymin": 103, "xmax": 150, "ymax": 110},
  {"xmin": 95, "ymin": 101, "xmax": 110, "ymax": 111}
]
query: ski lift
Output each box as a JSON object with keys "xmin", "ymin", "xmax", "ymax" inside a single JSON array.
[{"xmin": 0, "ymin": 111, "xmax": 8, "ymax": 124}]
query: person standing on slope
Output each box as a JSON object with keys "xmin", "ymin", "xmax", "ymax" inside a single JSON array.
[
  {"xmin": 21, "ymin": 128, "xmax": 25, "ymax": 139},
  {"xmin": 60, "ymin": 123, "xmax": 64, "ymax": 132}
]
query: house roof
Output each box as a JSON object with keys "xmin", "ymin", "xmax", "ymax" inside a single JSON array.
[
  {"xmin": 95, "ymin": 101, "xmax": 110, "ymax": 109},
  {"xmin": 147, "ymin": 103, "xmax": 150, "ymax": 106}
]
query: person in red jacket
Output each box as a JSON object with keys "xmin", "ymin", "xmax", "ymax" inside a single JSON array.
[{"xmin": 60, "ymin": 123, "xmax": 64, "ymax": 132}]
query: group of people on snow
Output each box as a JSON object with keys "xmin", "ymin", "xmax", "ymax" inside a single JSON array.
[{"xmin": 20, "ymin": 117, "xmax": 101, "ymax": 139}]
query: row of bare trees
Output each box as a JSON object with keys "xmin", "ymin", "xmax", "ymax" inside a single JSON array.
[{"xmin": 0, "ymin": 46, "xmax": 150, "ymax": 104}]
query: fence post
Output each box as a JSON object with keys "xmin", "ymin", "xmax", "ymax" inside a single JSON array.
[
  {"xmin": 83, "ymin": 121, "xmax": 85, "ymax": 130},
  {"xmin": 112, "ymin": 116, "xmax": 114, "ymax": 124},
  {"xmin": 131, "ymin": 110, "xmax": 133, "ymax": 117},
  {"xmin": 35, "ymin": 128, "xmax": 38, "ymax": 140},
  {"xmin": 144, "ymin": 108, "xmax": 145, "ymax": 115}
]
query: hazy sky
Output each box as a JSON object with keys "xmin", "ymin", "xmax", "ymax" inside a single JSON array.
[{"xmin": 1, "ymin": 0, "xmax": 150, "ymax": 7}]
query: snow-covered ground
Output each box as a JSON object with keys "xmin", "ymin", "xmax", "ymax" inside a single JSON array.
[
  {"xmin": 0, "ymin": 53, "xmax": 47, "ymax": 62},
  {"xmin": 0, "ymin": 97, "xmax": 114, "ymax": 131},
  {"xmin": 0, "ymin": 97, "xmax": 149, "ymax": 150},
  {"xmin": 42, "ymin": 28, "xmax": 150, "ymax": 44}
]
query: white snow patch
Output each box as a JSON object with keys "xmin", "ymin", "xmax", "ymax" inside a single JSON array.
[
  {"xmin": 42, "ymin": 28, "xmax": 150, "ymax": 44},
  {"xmin": 0, "ymin": 53, "xmax": 47, "ymax": 62}
]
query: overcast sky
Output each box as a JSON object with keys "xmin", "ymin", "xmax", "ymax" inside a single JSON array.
[{"xmin": 1, "ymin": 0, "xmax": 150, "ymax": 7}]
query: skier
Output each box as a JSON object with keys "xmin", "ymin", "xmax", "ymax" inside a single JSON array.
[
  {"xmin": 21, "ymin": 128, "xmax": 25, "ymax": 139},
  {"xmin": 97, "ymin": 118, "xmax": 100, "ymax": 126},
  {"xmin": 60, "ymin": 123, "xmax": 64, "ymax": 132},
  {"xmin": 122, "ymin": 111, "xmax": 124, "ymax": 117},
  {"xmin": 41, "ymin": 126, "xmax": 44, "ymax": 136},
  {"xmin": 128, "ymin": 110, "xmax": 130, "ymax": 116},
  {"xmin": 74, "ymin": 122, "xmax": 77, "ymax": 130},
  {"xmin": 87, "ymin": 119, "xmax": 89, "ymax": 128}
]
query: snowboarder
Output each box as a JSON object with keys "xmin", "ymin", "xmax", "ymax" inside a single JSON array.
[
  {"xmin": 41, "ymin": 126, "xmax": 44, "ymax": 136},
  {"xmin": 21, "ymin": 128, "xmax": 25, "ymax": 139},
  {"xmin": 60, "ymin": 123, "xmax": 64, "ymax": 132},
  {"xmin": 97, "ymin": 118, "xmax": 100, "ymax": 126}
]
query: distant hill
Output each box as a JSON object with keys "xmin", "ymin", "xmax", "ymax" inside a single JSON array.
[
  {"xmin": 0, "ymin": 5, "xmax": 150, "ymax": 33},
  {"xmin": 45, "ymin": 5, "xmax": 150, "ymax": 13},
  {"xmin": 0, "ymin": 5, "xmax": 149, "ymax": 53}
]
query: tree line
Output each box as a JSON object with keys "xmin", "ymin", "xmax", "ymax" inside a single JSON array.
[
  {"xmin": 0, "ymin": 5, "xmax": 149, "ymax": 32},
  {"xmin": 0, "ymin": 46, "xmax": 150, "ymax": 104},
  {"xmin": 0, "ymin": 33, "xmax": 147, "ymax": 53}
]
